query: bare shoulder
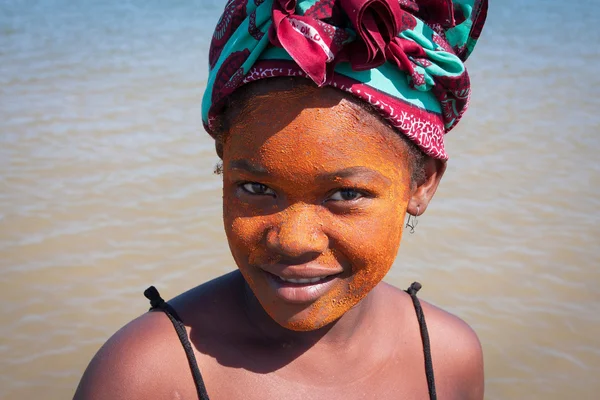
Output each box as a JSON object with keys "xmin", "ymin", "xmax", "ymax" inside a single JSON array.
[
  {"xmin": 73, "ymin": 310, "xmax": 192, "ymax": 400},
  {"xmin": 378, "ymin": 282, "xmax": 484, "ymax": 399},
  {"xmin": 420, "ymin": 298, "xmax": 484, "ymax": 400},
  {"xmin": 74, "ymin": 272, "xmax": 244, "ymax": 400}
]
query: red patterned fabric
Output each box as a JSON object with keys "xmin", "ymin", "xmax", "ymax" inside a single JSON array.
[{"xmin": 202, "ymin": 0, "xmax": 489, "ymax": 159}]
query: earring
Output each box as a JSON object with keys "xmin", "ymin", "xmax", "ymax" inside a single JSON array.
[{"xmin": 405, "ymin": 205, "xmax": 420, "ymax": 234}]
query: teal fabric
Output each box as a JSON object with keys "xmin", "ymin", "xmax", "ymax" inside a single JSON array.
[{"xmin": 201, "ymin": 0, "xmax": 488, "ymax": 159}]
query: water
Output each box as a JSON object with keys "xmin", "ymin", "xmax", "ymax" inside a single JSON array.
[{"xmin": 1, "ymin": 0, "xmax": 599, "ymax": 398}]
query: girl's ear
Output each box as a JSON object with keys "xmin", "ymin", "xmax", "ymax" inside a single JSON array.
[{"xmin": 407, "ymin": 158, "xmax": 446, "ymax": 216}]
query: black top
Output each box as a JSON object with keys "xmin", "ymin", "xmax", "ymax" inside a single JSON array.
[{"xmin": 144, "ymin": 281, "xmax": 437, "ymax": 400}]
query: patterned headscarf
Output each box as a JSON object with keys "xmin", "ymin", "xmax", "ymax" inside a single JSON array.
[{"xmin": 201, "ymin": 0, "xmax": 488, "ymax": 159}]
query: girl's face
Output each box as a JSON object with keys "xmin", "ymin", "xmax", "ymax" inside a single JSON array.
[{"xmin": 222, "ymin": 84, "xmax": 414, "ymax": 331}]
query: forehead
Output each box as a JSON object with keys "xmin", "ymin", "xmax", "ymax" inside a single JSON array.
[{"xmin": 223, "ymin": 84, "xmax": 409, "ymax": 177}]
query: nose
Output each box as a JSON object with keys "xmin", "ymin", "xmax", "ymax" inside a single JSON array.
[{"xmin": 265, "ymin": 204, "xmax": 329, "ymax": 260}]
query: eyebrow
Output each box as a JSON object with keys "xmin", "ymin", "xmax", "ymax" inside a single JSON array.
[
  {"xmin": 229, "ymin": 161, "xmax": 391, "ymax": 186},
  {"xmin": 229, "ymin": 159, "xmax": 270, "ymax": 176},
  {"xmin": 319, "ymin": 166, "xmax": 392, "ymax": 187}
]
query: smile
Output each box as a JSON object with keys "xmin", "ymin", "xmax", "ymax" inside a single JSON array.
[
  {"xmin": 278, "ymin": 276, "xmax": 327, "ymax": 284},
  {"xmin": 262, "ymin": 269, "xmax": 342, "ymax": 303}
]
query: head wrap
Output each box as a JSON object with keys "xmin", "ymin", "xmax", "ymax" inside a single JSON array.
[{"xmin": 201, "ymin": 0, "xmax": 488, "ymax": 160}]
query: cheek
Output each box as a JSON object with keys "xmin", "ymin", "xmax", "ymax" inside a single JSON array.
[
  {"xmin": 337, "ymin": 194, "xmax": 407, "ymax": 271},
  {"xmin": 343, "ymin": 210, "xmax": 404, "ymax": 288},
  {"xmin": 223, "ymin": 191, "xmax": 275, "ymax": 268},
  {"xmin": 223, "ymin": 207, "xmax": 266, "ymax": 293},
  {"xmin": 223, "ymin": 192, "xmax": 256, "ymax": 257}
]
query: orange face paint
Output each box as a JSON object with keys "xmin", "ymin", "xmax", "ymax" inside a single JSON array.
[{"xmin": 222, "ymin": 83, "xmax": 413, "ymax": 331}]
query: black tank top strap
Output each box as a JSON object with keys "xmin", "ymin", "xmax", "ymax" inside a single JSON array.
[
  {"xmin": 144, "ymin": 286, "xmax": 210, "ymax": 400},
  {"xmin": 406, "ymin": 282, "xmax": 437, "ymax": 400}
]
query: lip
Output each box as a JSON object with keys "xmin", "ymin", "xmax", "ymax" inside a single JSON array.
[{"xmin": 259, "ymin": 263, "xmax": 343, "ymax": 304}]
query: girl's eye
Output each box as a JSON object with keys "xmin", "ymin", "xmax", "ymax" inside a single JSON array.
[
  {"xmin": 241, "ymin": 182, "xmax": 276, "ymax": 196},
  {"xmin": 329, "ymin": 189, "xmax": 363, "ymax": 201}
]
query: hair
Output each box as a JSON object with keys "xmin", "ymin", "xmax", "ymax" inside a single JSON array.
[{"xmin": 211, "ymin": 77, "xmax": 428, "ymax": 185}]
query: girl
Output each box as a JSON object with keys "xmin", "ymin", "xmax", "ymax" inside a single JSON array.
[{"xmin": 75, "ymin": 0, "xmax": 488, "ymax": 398}]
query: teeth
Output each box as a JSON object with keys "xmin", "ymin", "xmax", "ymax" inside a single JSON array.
[{"xmin": 281, "ymin": 277, "xmax": 324, "ymax": 284}]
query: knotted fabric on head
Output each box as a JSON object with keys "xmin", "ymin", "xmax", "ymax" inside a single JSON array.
[{"xmin": 201, "ymin": 0, "xmax": 488, "ymax": 160}]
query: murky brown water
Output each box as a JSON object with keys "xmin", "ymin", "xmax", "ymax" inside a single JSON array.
[{"xmin": 1, "ymin": 1, "xmax": 599, "ymax": 399}]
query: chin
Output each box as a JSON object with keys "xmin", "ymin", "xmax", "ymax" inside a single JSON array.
[
  {"xmin": 268, "ymin": 307, "xmax": 343, "ymax": 332},
  {"xmin": 259, "ymin": 290, "xmax": 365, "ymax": 332}
]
